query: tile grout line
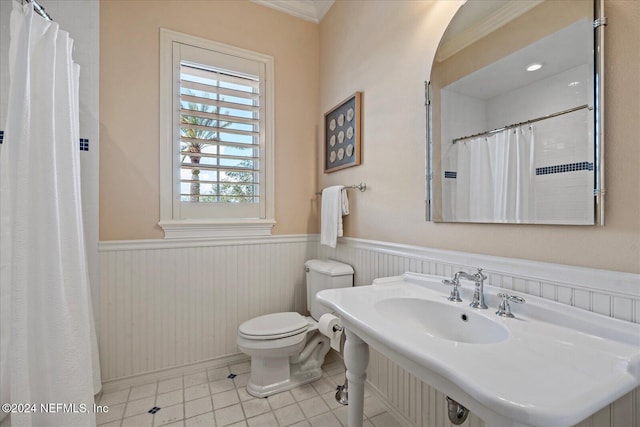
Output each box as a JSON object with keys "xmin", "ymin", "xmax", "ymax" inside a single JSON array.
[{"xmin": 98, "ymin": 360, "xmax": 401, "ymax": 427}]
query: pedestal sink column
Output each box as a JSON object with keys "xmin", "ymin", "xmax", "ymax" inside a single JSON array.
[{"xmin": 344, "ymin": 329, "xmax": 369, "ymax": 427}]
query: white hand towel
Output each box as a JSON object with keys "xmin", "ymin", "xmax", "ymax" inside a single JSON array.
[
  {"xmin": 321, "ymin": 185, "xmax": 349, "ymax": 248},
  {"xmin": 341, "ymin": 188, "xmax": 349, "ymax": 216}
]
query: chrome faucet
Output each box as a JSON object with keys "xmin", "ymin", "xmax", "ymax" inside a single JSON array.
[
  {"xmin": 496, "ymin": 293, "xmax": 526, "ymax": 318},
  {"xmin": 443, "ymin": 268, "xmax": 488, "ymax": 309},
  {"xmin": 442, "ymin": 276, "xmax": 462, "ymax": 302}
]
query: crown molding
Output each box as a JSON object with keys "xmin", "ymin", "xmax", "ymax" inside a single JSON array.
[
  {"xmin": 312, "ymin": 0, "xmax": 334, "ymax": 21},
  {"xmin": 252, "ymin": 0, "xmax": 334, "ymax": 24}
]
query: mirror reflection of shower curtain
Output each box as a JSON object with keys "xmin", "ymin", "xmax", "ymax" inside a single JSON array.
[
  {"xmin": 454, "ymin": 126, "xmax": 535, "ymax": 222},
  {"xmin": 455, "ymin": 138, "xmax": 492, "ymax": 221}
]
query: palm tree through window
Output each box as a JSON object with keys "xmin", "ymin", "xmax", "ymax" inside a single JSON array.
[{"xmin": 179, "ymin": 63, "xmax": 260, "ymax": 204}]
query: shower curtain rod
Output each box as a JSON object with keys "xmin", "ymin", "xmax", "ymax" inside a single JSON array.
[
  {"xmin": 23, "ymin": 0, "xmax": 53, "ymax": 21},
  {"xmin": 452, "ymin": 104, "xmax": 592, "ymax": 144}
]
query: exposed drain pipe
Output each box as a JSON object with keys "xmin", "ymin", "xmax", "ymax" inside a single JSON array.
[
  {"xmin": 334, "ymin": 325, "xmax": 348, "ymax": 406},
  {"xmin": 446, "ymin": 396, "xmax": 470, "ymax": 425},
  {"xmin": 335, "ymin": 373, "xmax": 348, "ymax": 405}
]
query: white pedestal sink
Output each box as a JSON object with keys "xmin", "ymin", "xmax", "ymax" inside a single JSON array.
[
  {"xmin": 375, "ymin": 297, "xmax": 509, "ymax": 344},
  {"xmin": 317, "ymin": 272, "xmax": 640, "ymax": 427}
]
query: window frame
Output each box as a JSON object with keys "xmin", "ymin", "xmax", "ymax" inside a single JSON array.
[{"xmin": 159, "ymin": 29, "xmax": 275, "ymax": 239}]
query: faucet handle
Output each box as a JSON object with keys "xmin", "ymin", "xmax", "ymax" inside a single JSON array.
[
  {"xmin": 442, "ymin": 278, "xmax": 462, "ymax": 302},
  {"xmin": 496, "ymin": 293, "xmax": 526, "ymax": 318}
]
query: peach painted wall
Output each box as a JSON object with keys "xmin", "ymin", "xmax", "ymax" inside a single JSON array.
[
  {"xmin": 319, "ymin": 0, "xmax": 640, "ymax": 274},
  {"xmin": 100, "ymin": 0, "xmax": 320, "ymax": 240},
  {"xmin": 100, "ymin": 0, "xmax": 639, "ymax": 273}
]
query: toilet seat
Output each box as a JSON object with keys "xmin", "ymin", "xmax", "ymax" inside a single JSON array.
[{"xmin": 238, "ymin": 312, "xmax": 309, "ymax": 340}]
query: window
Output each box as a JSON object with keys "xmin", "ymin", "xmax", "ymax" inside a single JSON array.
[{"xmin": 160, "ymin": 29, "xmax": 275, "ymax": 239}]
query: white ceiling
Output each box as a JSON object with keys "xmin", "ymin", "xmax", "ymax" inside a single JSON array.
[
  {"xmin": 252, "ymin": 0, "xmax": 334, "ymax": 23},
  {"xmin": 444, "ymin": 18, "xmax": 592, "ymax": 100}
]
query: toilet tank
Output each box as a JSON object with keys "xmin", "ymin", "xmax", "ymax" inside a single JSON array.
[{"xmin": 304, "ymin": 259, "xmax": 354, "ymax": 320}]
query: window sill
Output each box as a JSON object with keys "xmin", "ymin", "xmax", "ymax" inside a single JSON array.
[{"xmin": 158, "ymin": 219, "xmax": 276, "ymax": 240}]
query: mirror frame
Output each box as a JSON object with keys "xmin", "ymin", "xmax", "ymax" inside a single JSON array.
[{"xmin": 425, "ymin": 0, "xmax": 606, "ymax": 225}]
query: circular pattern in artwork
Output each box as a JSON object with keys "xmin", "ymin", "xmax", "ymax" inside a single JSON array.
[
  {"xmin": 346, "ymin": 144, "xmax": 354, "ymax": 157},
  {"xmin": 346, "ymin": 126, "xmax": 353, "ymax": 139},
  {"xmin": 325, "ymin": 93, "xmax": 360, "ymax": 172}
]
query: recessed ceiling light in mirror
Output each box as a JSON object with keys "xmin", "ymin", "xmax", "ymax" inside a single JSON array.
[{"xmin": 526, "ymin": 63, "xmax": 543, "ymax": 72}]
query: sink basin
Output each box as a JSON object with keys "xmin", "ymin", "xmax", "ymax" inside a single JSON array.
[
  {"xmin": 375, "ymin": 298, "xmax": 508, "ymax": 344},
  {"xmin": 317, "ymin": 272, "xmax": 640, "ymax": 427}
]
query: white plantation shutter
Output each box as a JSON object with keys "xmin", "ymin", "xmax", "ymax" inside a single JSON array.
[
  {"xmin": 172, "ymin": 43, "xmax": 267, "ymax": 220},
  {"xmin": 160, "ymin": 30, "xmax": 275, "ymax": 238},
  {"xmin": 179, "ymin": 65, "xmax": 260, "ymax": 200}
]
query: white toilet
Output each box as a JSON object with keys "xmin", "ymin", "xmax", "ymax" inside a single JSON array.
[{"xmin": 237, "ymin": 259, "xmax": 354, "ymax": 398}]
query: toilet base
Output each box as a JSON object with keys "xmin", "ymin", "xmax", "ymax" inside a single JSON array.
[
  {"xmin": 246, "ymin": 364, "xmax": 323, "ymax": 398},
  {"xmin": 245, "ymin": 332, "xmax": 331, "ymax": 398}
]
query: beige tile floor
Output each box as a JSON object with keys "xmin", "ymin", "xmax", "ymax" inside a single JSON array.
[{"xmin": 96, "ymin": 358, "xmax": 403, "ymax": 427}]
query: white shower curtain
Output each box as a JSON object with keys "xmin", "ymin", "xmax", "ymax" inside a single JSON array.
[
  {"xmin": 0, "ymin": 2, "xmax": 100, "ymax": 426},
  {"xmin": 488, "ymin": 127, "xmax": 536, "ymax": 222},
  {"xmin": 455, "ymin": 138, "xmax": 494, "ymax": 221},
  {"xmin": 454, "ymin": 126, "xmax": 535, "ymax": 222}
]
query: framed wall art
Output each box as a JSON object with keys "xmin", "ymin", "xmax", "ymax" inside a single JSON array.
[{"xmin": 324, "ymin": 91, "xmax": 362, "ymax": 173}]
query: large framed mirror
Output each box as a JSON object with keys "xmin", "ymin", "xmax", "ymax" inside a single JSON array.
[{"xmin": 426, "ymin": 0, "xmax": 605, "ymax": 225}]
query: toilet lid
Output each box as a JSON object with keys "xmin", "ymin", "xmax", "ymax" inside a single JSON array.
[{"xmin": 239, "ymin": 312, "xmax": 309, "ymax": 338}]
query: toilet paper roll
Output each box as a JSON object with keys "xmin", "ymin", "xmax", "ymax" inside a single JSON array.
[{"xmin": 318, "ymin": 313, "xmax": 343, "ymax": 351}]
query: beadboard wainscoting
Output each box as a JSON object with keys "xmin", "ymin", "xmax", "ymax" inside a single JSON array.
[
  {"xmin": 99, "ymin": 235, "xmax": 639, "ymax": 426},
  {"xmin": 98, "ymin": 235, "xmax": 318, "ymax": 384},
  {"xmin": 319, "ymin": 238, "xmax": 640, "ymax": 427}
]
